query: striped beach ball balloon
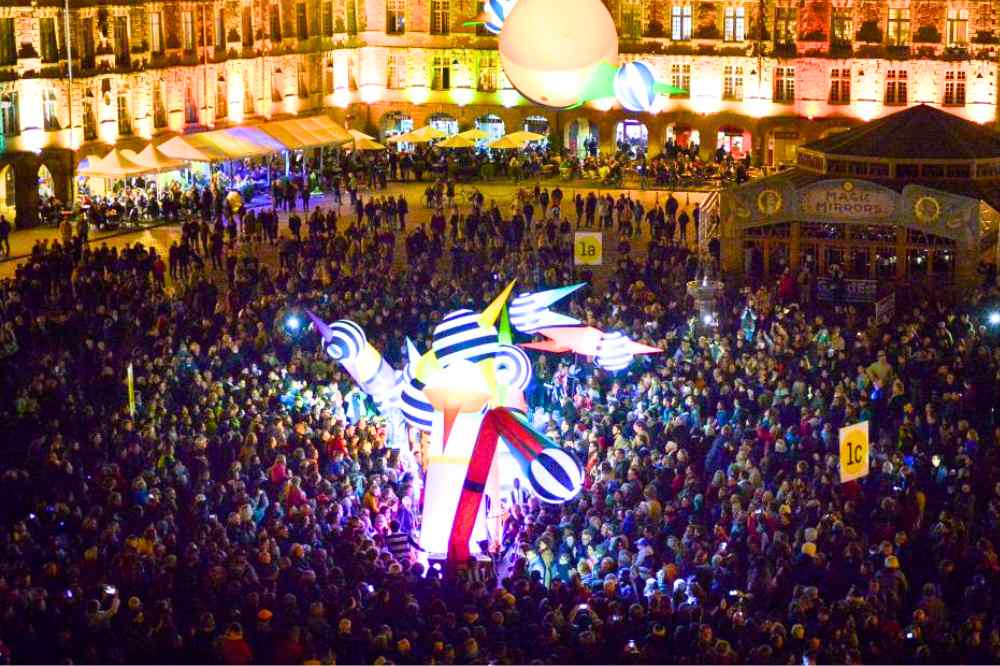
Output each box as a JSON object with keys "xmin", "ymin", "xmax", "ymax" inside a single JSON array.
[
  {"xmin": 483, "ymin": 0, "xmax": 519, "ymax": 35},
  {"xmin": 325, "ymin": 320, "xmax": 367, "ymax": 362},
  {"xmin": 495, "ymin": 344, "xmax": 533, "ymax": 392},
  {"xmin": 613, "ymin": 61, "xmax": 657, "ymax": 113},
  {"xmin": 527, "ymin": 447, "xmax": 583, "ymax": 503},
  {"xmin": 596, "ymin": 330, "xmax": 634, "ymax": 372},
  {"xmin": 432, "ymin": 310, "xmax": 499, "ymax": 367},
  {"xmin": 399, "ymin": 363, "xmax": 434, "ymax": 432}
]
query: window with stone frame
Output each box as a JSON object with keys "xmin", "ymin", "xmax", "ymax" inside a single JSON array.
[
  {"xmin": 773, "ymin": 66, "xmax": 795, "ymax": 102},
  {"xmin": 430, "ymin": 0, "xmax": 450, "ymax": 35},
  {"xmin": 150, "ymin": 11, "xmax": 164, "ymax": 54},
  {"xmin": 829, "ymin": 67, "xmax": 850, "ymax": 104},
  {"xmin": 216, "ymin": 76, "xmax": 228, "ymax": 117},
  {"xmin": 620, "ymin": 0, "xmax": 643, "ymax": 40},
  {"xmin": 724, "ymin": 6, "xmax": 746, "ymax": 42},
  {"xmin": 185, "ymin": 84, "xmax": 198, "ymax": 123},
  {"xmin": 322, "ymin": 1, "xmax": 333, "ymax": 35},
  {"xmin": 244, "ymin": 73, "xmax": 255, "ymax": 114},
  {"xmin": 723, "ymin": 64, "xmax": 743, "ymax": 100},
  {"xmin": 181, "ymin": 11, "xmax": 195, "ymax": 51},
  {"xmin": 43, "ymin": 90, "xmax": 60, "ymax": 130},
  {"xmin": 774, "ymin": 7, "xmax": 796, "ymax": 46},
  {"xmin": 885, "ymin": 69, "xmax": 907, "ymax": 105},
  {"xmin": 386, "ymin": 0, "xmax": 405, "ymax": 34},
  {"xmin": 129, "ymin": 9, "xmax": 146, "ymax": 53},
  {"xmin": 887, "ymin": 8, "xmax": 910, "ymax": 46},
  {"xmin": 117, "ymin": 94, "xmax": 132, "ymax": 135},
  {"xmin": 323, "ymin": 60, "xmax": 334, "ymax": 94},
  {"xmin": 946, "ymin": 8, "xmax": 968, "ymax": 46},
  {"xmin": 432, "ymin": 54, "xmax": 451, "ymax": 89},
  {"xmin": 0, "ymin": 93, "xmax": 18, "ymax": 136},
  {"xmin": 153, "ymin": 81, "xmax": 167, "ymax": 128},
  {"xmin": 671, "ymin": 4, "xmax": 692, "ymax": 40},
  {"xmin": 272, "ymin": 67, "xmax": 284, "ymax": 101},
  {"xmin": 271, "ymin": 4, "xmax": 282, "ymax": 41},
  {"xmin": 387, "ymin": 52, "xmax": 406, "ymax": 89},
  {"xmin": 944, "ymin": 70, "xmax": 966, "ymax": 106},
  {"xmin": 478, "ymin": 51, "xmax": 498, "ymax": 91},
  {"xmin": 83, "ymin": 96, "xmax": 96, "ymax": 139},
  {"xmin": 242, "ymin": 6, "xmax": 254, "ymax": 47},
  {"xmin": 0, "ymin": 19, "xmax": 15, "ymax": 65},
  {"xmin": 671, "ymin": 63, "xmax": 690, "ymax": 97},
  {"xmin": 80, "ymin": 18, "xmax": 95, "ymax": 68},
  {"xmin": 296, "ymin": 2, "xmax": 308, "ymax": 39},
  {"xmin": 215, "ymin": 7, "xmax": 225, "ymax": 49},
  {"xmin": 115, "ymin": 16, "xmax": 132, "ymax": 64},
  {"xmin": 40, "ymin": 18, "xmax": 59, "ymax": 63},
  {"xmin": 298, "ymin": 63, "xmax": 309, "ymax": 97},
  {"xmin": 831, "ymin": 7, "xmax": 852, "ymax": 44}
]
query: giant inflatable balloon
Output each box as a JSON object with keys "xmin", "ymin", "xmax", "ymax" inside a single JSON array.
[
  {"xmin": 487, "ymin": 0, "xmax": 684, "ymax": 109},
  {"xmin": 310, "ymin": 280, "xmax": 660, "ymax": 564},
  {"xmin": 498, "ymin": 0, "xmax": 618, "ymax": 108}
]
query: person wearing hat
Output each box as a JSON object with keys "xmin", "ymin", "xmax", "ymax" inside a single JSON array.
[{"xmin": 221, "ymin": 622, "xmax": 253, "ymax": 665}]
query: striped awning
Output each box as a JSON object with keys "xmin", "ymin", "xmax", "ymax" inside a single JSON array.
[
  {"xmin": 257, "ymin": 115, "xmax": 353, "ymax": 149},
  {"xmin": 155, "ymin": 115, "xmax": 353, "ymax": 162}
]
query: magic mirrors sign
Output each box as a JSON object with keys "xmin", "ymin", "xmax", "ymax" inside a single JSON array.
[{"xmin": 800, "ymin": 180, "xmax": 897, "ymax": 221}]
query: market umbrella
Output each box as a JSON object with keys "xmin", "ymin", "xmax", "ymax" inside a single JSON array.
[
  {"xmin": 409, "ymin": 125, "xmax": 448, "ymax": 142},
  {"xmin": 404, "ymin": 132, "xmax": 436, "ymax": 144},
  {"xmin": 488, "ymin": 135, "xmax": 524, "ymax": 150},
  {"xmin": 386, "ymin": 133, "xmax": 412, "ymax": 144},
  {"xmin": 353, "ymin": 136, "xmax": 387, "ymax": 151},
  {"xmin": 347, "ymin": 128, "xmax": 375, "ymax": 141},
  {"xmin": 157, "ymin": 136, "xmax": 213, "ymax": 162},
  {"xmin": 504, "ymin": 130, "xmax": 547, "ymax": 144},
  {"xmin": 131, "ymin": 144, "xmax": 187, "ymax": 172},
  {"xmin": 437, "ymin": 134, "xmax": 477, "ymax": 149},
  {"xmin": 78, "ymin": 149, "xmax": 150, "ymax": 177},
  {"xmin": 457, "ymin": 128, "xmax": 490, "ymax": 141}
]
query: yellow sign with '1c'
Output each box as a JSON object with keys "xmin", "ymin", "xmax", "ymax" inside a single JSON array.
[
  {"xmin": 574, "ymin": 232, "xmax": 603, "ymax": 266},
  {"xmin": 839, "ymin": 421, "xmax": 870, "ymax": 483}
]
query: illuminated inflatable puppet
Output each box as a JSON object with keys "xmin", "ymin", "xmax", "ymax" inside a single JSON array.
[{"xmin": 309, "ymin": 282, "xmax": 661, "ymax": 563}]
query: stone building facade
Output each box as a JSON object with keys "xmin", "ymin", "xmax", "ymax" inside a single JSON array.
[{"xmin": 2, "ymin": 0, "xmax": 1000, "ymax": 226}]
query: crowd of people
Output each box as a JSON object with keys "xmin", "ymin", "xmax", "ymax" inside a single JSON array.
[
  {"xmin": 36, "ymin": 135, "xmax": 742, "ymax": 236},
  {"xmin": 1, "ymin": 176, "xmax": 999, "ymax": 666}
]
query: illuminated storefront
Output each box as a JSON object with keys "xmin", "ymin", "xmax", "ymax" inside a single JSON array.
[{"xmin": 720, "ymin": 105, "xmax": 998, "ymax": 292}]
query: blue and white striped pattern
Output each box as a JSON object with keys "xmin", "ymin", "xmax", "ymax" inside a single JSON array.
[
  {"xmin": 495, "ymin": 344, "xmax": 533, "ymax": 392},
  {"xmin": 508, "ymin": 294, "xmax": 579, "ymax": 334},
  {"xmin": 431, "ymin": 310, "xmax": 499, "ymax": 367},
  {"xmin": 527, "ymin": 447, "xmax": 583, "ymax": 503},
  {"xmin": 483, "ymin": 0, "xmax": 518, "ymax": 35},
  {"xmin": 613, "ymin": 61, "xmax": 657, "ymax": 113},
  {"xmin": 399, "ymin": 363, "xmax": 434, "ymax": 432},
  {"xmin": 364, "ymin": 361, "xmax": 403, "ymax": 408},
  {"xmin": 325, "ymin": 320, "xmax": 367, "ymax": 362},
  {"xmin": 596, "ymin": 331, "xmax": 634, "ymax": 372}
]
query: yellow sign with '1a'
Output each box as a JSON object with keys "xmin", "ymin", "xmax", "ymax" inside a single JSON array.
[
  {"xmin": 574, "ymin": 232, "xmax": 603, "ymax": 266},
  {"xmin": 839, "ymin": 421, "xmax": 870, "ymax": 483}
]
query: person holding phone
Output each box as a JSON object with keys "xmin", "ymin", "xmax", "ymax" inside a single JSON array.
[{"xmin": 85, "ymin": 585, "xmax": 120, "ymax": 632}]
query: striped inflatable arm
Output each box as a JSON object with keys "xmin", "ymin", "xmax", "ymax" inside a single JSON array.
[{"xmin": 447, "ymin": 407, "xmax": 582, "ymax": 563}]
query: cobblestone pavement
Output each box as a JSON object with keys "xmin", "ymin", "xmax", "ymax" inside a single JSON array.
[{"xmin": 0, "ymin": 181, "xmax": 706, "ymax": 282}]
